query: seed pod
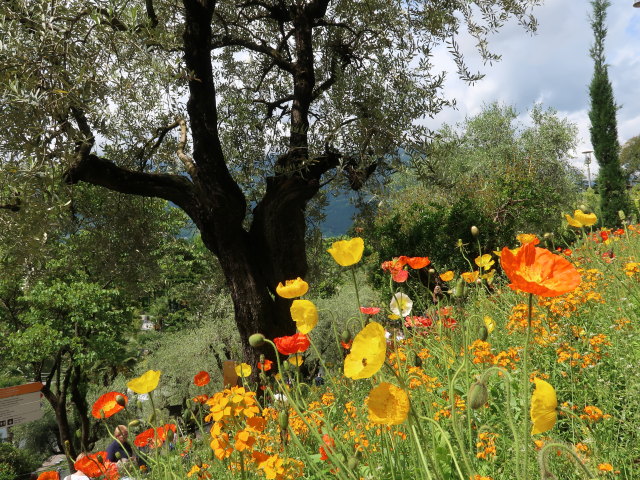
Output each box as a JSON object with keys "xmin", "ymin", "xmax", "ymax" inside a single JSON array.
[
  {"xmin": 249, "ymin": 333, "xmax": 266, "ymax": 348},
  {"xmin": 468, "ymin": 380, "xmax": 489, "ymax": 410}
]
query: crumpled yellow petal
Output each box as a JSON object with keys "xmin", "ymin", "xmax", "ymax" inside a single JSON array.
[
  {"xmin": 344, "ymin": 322, "xmax": 386, "ymax": 380},
  {"xmin": 530, "ymin": 378, "xmax": 558, "ymax": 434},
  {"xmin": 290, "ymin": 299, "xmax": 318, "ymax": 334},
  {"xmin": 367, "ymin": 382, "xmax": 410, "ymax": 425}
]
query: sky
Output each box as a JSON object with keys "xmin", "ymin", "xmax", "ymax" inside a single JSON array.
[{"xmin": 423, "ymin": 0, "xmax": 640, "ymax": 176}]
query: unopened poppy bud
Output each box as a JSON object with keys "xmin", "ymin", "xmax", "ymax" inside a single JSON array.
[
  {"xmin": 249, "ymin": 333, "xmax": 266, "ymax": 348},
  {"xmin": 115, "ymin": 394, "xmax": 127, "ymax": 407},
  {"xmin": 97, "ymin": 454, "xmax": 104, "ymax": 464},
  {"xmin": 136, "ymin": 400, "xmax": 143, "ymax": 410},
  {"xmin": 471, "ymin": 225, "xmax": 479, "ymax": 237},
  {"xmin": 184, "ymin": 398, "xmax": 191, "ymax": 408},
  {"xmin": 166, "ymin": 429, "xmax": 174, "ymax": 442},
  {"xmin": 413, "ymin": 352, "xmax": 422, "ymax": 368},
  {"xmin": 453, "ymin": 277, "xmax": 466, "ymax": 298},
  {"xmin": 115, "ymin": 452, "xmax": 122, "ymax": 460},
  {"xmin": 478, "ymin": 325, "xmax": 488, "ymax": 341},
  {"xmin": 128, "ymin": 419, "xmax": 140, "ymax": 428},
  {"xmin": 618, "ymin": 210, "xmax": 626, "ymax": 221},
  {"xmin": 340, "ymin": 329, "xmax": 351, "ymax": 344},
  {"xmin": 64, "ymin": 440, "xmax": 71, "ymax": 453},
  {"xmin": 468, "ymin": 380, "xmax": 489, "ymax": 410},
  {"xmin": 278, "ymin": 410, "xmax": 289, "ymax": 430},
  {"xmin": 148, "ymin": 412, "xmax": 156, "ymax": 424},
  {"xmin": 75, "ymin": 429, "xmax": 81, "ymax": 439},
  {"xmin": 347, "ymin": 457, "xmax": 359, "ymax": 470},
  {"xmin": 543, "ymin": 232, "xmax": 552, "ymax": 239},
  {"xmin": 428, "ymin": 268, "xmax": 436, "ymax": 275}
]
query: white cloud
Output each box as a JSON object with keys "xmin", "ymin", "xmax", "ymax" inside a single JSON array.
[{"xmin": 424, "ymin": 0, "xmax": 640, "ymax": 175}]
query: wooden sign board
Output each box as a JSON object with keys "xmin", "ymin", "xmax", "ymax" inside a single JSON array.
[{"xmin": 0, "ymin": 382, "xmax": 43, "ymax": 428}]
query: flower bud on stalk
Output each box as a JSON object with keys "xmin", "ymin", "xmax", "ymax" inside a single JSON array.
[
  {"xmin": 115, "ymin": 394, "xmax": 127, "ymax": 407},
  {"xmin": 340, "ymin": 329, "xmax": 351, "ymax": 344},
  {"xmin": 468, "ymin": 380, "xmax": 489, "ymax": 410},
  {"xmin": 249, "ymin": 333, "xmax": 266, "ymax": 348},
  {"xmin": 128, "ymin": 419, "xmax": 140, "ymax": 428},
  {"xmin": 478, "ymin": 325, "xmax": 488, "ymax": 341},
  {"xmin": 471, "ymin": 225, "xmax": 480, "ymax": 237},
  {"xmin": 278, "ymin": 410, "xmax": 289, "ymax": 430}
]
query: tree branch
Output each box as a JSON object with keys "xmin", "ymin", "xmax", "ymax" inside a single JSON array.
[{"xmin": 177, "ymin": 118, "xmax": 198, "ymax": 179}]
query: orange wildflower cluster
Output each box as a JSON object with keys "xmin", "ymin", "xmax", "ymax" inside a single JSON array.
[
  {"xmin": 556, "ymin": 333, "xmax": 610, "ymax": 369},
  {"xmin": 468, "ymin": 340, "xmax": 520, "ymax": 370},
  {"xmin": 433, "ymin": 394, "xmax": 466, "ymax": 421},
  {"xmin": 506, "ymin": 304, "xmax": 561, "ymax": 346},
  {"xmin": 204, "ymin": 386, "xmax": 303, "ymax": 480},
  {"xmin": 579, "ymin": 406, "xmax": 612, "ymax": 422},
  {"xmin": 538, "ymin": 268, "xmax": 605, "ymax": 317},
  {"xmin": 624, "ymin": 262, "xmax": 640, "ymax": 278},
  {"xmin": 476, "ymin": 432, "xmax": 499, "ymax": 460}
]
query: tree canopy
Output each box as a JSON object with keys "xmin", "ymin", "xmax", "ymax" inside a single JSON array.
[{"xmin": 0, "ymin": 0, "xmax": 542, "ymax": 362}]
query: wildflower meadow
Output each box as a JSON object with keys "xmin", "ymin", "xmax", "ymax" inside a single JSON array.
[{"xmin": 35, "ymin": 214, "xmax": 640, "ymax": 480}]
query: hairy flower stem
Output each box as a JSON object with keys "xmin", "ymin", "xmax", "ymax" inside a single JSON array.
[
  {"xmin": 538, "ymin": 443, "xmax": 595, "ymax": 479},
  {"xmin": 521, "ymin": 293, "xmax": 534, "ymax": 478},
  {"xmin": 350, "ymin": 268, "xmax": 365, "ymax": 328},
  {"xmin": 449, "ymin": 362, "xmax": 475, "ymax": 478},
  {"xmin": 480, "ymin": 367, "xmax": 521, "ymax": 478}
]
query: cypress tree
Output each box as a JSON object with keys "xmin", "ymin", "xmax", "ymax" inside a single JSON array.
[{"xmin": 588, "ymin": 0, "xmax": 630, "ymax": 226}]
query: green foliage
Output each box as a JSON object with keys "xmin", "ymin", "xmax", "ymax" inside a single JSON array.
[
  {"xmin": 620, "ymin": 135, "xmax": 640, "ymax": 183},
  {"xmin": 588, "ymin": 0, "xmax": 631, "ymax": 226},
  {"xmin": 0, "ymin": 443, "xmax": 40, "ymax": 480},
  {"xmin": 367, "ymin": 103, "xmax": 581, "ymax": 276},
  {"xmin": 10, "ymin": 407, "xmax": 60, "ymax": 464}
]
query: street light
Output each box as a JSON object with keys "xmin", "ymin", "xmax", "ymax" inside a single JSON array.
[{"xmin": 582, "ymin": 150, "xmax": 593, "ymax": 189}]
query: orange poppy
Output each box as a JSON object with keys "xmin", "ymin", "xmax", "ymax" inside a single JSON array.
[
  {"xmin": 194, "ymin": 371, "xmax": 210, "ymax": 386},
  {"xmin": 192, "ymin": 394, "xmax": 209, "ymax": 404},
  {"xmin": 37, "ymin": 472, "xmax": 60, "ymax": 480},
  {"xmin": 91, "ymin": 392, "xmax": 127, "ymax": 419},
  {"xmin": 500, "ymin": 242, "xmax": 581, "ymax": 297},
  {"xmin": 134, "ymin": 428, "xmax": 157, "ymax": 448},
  {"xmin": 397, "ymin": 256, "xmax": 431, "ymax": 269},
  {"xmin": 257, "ymin": 359, "xmax": 273, "ymax": 371},
  {"xmin": 157, "ymin": 423, "xmax": 177, "ymax": 443},
  {"xmin": 273, "ymin": 333, "xmax": 310, "ymax": 356},
  {"xmin": 74, "ymin": 452, "xmax": 116, "ymax": 479},
  {"xmin": 319, "ymin": 434, "xmax": 335, "ymax": 461}
]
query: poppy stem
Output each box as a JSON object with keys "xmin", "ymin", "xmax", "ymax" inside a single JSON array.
[
  {"xmin": 537, "ymin": 442, "xmax": 595, "ymax": 479},
  {"xmin": 521, "ymin": 292, "xmax": 534, "ymax": 478},
  {"xmin": 350, "ymin": 268, "xmax": 365, "ymax": 328}
]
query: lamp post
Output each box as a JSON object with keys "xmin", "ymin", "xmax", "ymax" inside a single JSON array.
[{"xmin": 582, "ymin": 150, "xmax": 593, "ymax": 189}]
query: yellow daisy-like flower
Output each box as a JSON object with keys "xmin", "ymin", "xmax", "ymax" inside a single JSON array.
[
  {"xmin": 483, "ymin": 316, "xmax": 495, "ymax": 334},
  {"xmin": 530, "ymin": 378, "xmax": 557, "ymax": 434},
  {"xmin": 290, "ymin": 299, "xmax": 318, "ymax": 334},
  {"xmin": 235, "ymin": 363, "xmax": 252, "ymax": 378},
  {"xmin": 565, "ymin": 209, "xmax": 597, "ymax": 228},
  {"xmin": 127, "ymin": 370, "xmax": 161, "ymax": 394},
  {"xmin": 327, "ymin": 237, "xmax": 364, "ymax": 267},
  {"xmin": 474, "ymin": 254, "xmax": 495, "ymax": 271},
  {"xmin": 275, "ymin": 277, "xmax": 309, "ymax": 298},
  {"xmin": 287, "ymin": 354, "xmax": 304, "ymax": 367},
  {"xmin": 344, "ymin": 322, "xmax": 386, "ymax": 380},
  {"xmin": 367, "ymin": 382, "xmax": 410, "ymax": 425}
]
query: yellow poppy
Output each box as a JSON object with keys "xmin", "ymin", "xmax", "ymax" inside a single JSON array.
[
  {"xmin": 275, "ymin": 277, "xmax": 309, "ymax": 298},
  {"xmin": 344, "ymin": 322, "xmax": 386, "ymax": 379},
  {"xmin": 565, "ymin": 209, "xmax": 597, "ymax": 228},
  {"xmin": 127, "ymin": 370, "xmax": 161, "ymax": 394},
  {"xmin": 461, "ymin": 271, "xmax": 479, "ymax": 283},
  {"xmin": 235, "ymin": 363, "xmax": 252, "ymax": 378},
  {"xmin": 474, "ymin": 254, "xmax": 495, "ymax": 271},
  {"xmin": 483, "ymin": 316, "xmax": 495, "ymax": 334},
  {"xmin": 481, "ymin": 269, "xmax": 496, "ymax": 283},
  {"xmin": 516, "ymin": 233, "xmax": 539, "ymax": 245},
  {"xmin": 530, "ymin": 378, "xmax": 558, "ymax": 434},
  {"xmin": 287, "ymin": 354, "xmax": 304, "ymax": 367},
  {"xmin": 367, "ymin": 382, "xmax": 410, "ymax": 425},
  {"xmin": 290, "ymin": 299, "xmax": 318, "ymax": 334},
  {"xmin": 327, "ymin": 237, "xmax": 364, "ymax": 267},
  {"xmin": 439, "ymin": 270, "xmax": 454, "ymax": 282}
]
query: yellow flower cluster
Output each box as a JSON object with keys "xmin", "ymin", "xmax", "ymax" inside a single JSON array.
[{"xmin": 476, "ymin": 432, "xmax": 499, "ymax": 460}]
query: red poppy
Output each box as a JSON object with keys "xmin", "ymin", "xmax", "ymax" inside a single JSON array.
[
  {"xmin": 404, "ymin": 316, "xmax": 433, "ymax": 328},
  {"xmin": 193, "ymin": 371, "xmax": 210, "ymax": 387},
  {"xmin": 381, "ymin": 259, "xmax": 409, "ymax": 283},
  {"xmin": 614, "ymin": 228, "xmax": 624, "ymax": 235},
  {"xmin": 37, "ymin": 472, "xmax": 60, "ymax": 480},
  {"xmin": 91, "ymin": 392, "xmax": 127, "ymax": 419},
  {"xmin": 599, "ymin": 230, "xmax": 609, "ymax": 242},
  {"xmin": 500, "ymin": 242, "xmax": 581, "ymax": 297},
  {"xmin": 74, "ymin": 452, "xmax": 117, "ymax": 479},
  {"xmin": 397, "ymin": 256, "xmax": 431, "ymax": 269},
  {"xmin": 319, "ymin": 434, "xmax": 335, "ymax": 461},
  {"xmin": 359, "ymin": 306, "xmax": 381, "ymax": 315},
  {"xmin": 442, "ymin": 317, "xmax": 457, "ymax": 329},
  {"xmin": 157, "ymin": 423, "xmax": 177, "ymax": 443},
  {"xmin": 257, "ymin": 359, "xmax": 273, "ymax": 371},
  {"xmin": 340, "ymin": 341, "xmax": 352, "ymax": 350},
  {"xmin": 134, "ymin": 428, "xmax": 157, "ymax": 448},
  {"xmin": 273, "ymin": 333, "xmax": 310, "ymax": 356}
]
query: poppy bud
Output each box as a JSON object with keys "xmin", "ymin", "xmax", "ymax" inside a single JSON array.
[
  {"xmin": 347, "ymin": 457, "xmax": 359, "ymax": 470},
  {"xmin": 468, "ymin": 380, "xmax": 489, "ymax": 410},
  {"xmin": 340, "ymin": 329, "xmax": 351, "ymax": 344},
  {"xmin": 428, "ymin": 268, "xmax": 436, "ymax": 275},
  {"xmin": 115, "ymin": 452, "xmax": 122, "ymax": 460},
  {"xmin": 618, "ymin": 210, "xmax": 626, "ymax": 221},
  {"xmin": 64, "ymin": 440, "xmax": 71, "ymax": 453},
  {"xmin": 136, "ymin": 400, "xmax": 143, "ymax": 410},
  {"xmin": 413, "ymin": 353, "xmax": 422, "ymax": 368},
  {"xmin": 148, "ymin": 412, "xmax": 156, "ymax": 424},
  {"xmin": 249, "ymin": 333, "xmax": 266, "ymax": 348},
  {"xmin": 478, "ymin": 325, "xmax": 488, "ymax": 341},
  {"xmin": 543, "ymin": 232, "xmax": 552, "ymax": 239},
  {"xmin": 115, "ymin": 394, "xmax": 127, "ymax": 407},
  {"xmin": 128, "ymin": 419, "xmax": 140, "ymax": 428},
  {"xmin": 453, "ymin": 277, "xmax": 466, "ymax": 298},
  {"xmin": 471, "ymin": 226, "xmax": 480, "ymax": 237},
  {"xmin": 166, "ymin": 429, "xmax": 174, "ymax": 442},
  {"xmin": 97, "ymin": 454, "xmax": 104, "ymax": 464},
  {"xmin": 75, "ymin": 429, "xmax": 82, "ymax": 440},
  {"xmin": 278, "ymin": 410, "xmax": 289, "ymax": 430}
]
